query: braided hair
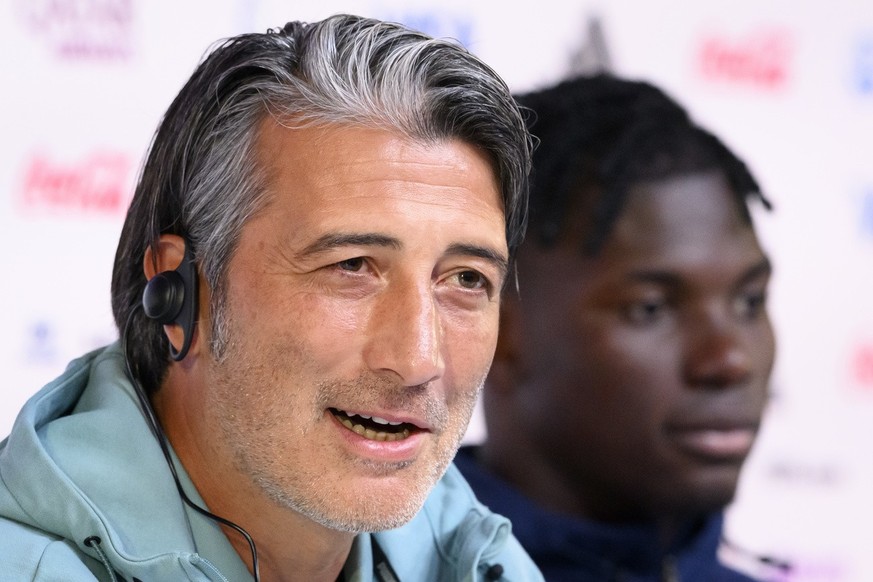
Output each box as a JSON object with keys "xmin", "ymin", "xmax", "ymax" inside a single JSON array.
[{"xmin": 516, "ymin": 73, "xmax": 771, "ymax": 253}]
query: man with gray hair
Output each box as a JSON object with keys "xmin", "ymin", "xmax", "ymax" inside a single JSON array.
[{"xmin": 0, "ymin": 14, "xmax": 539, "ymax": 581}]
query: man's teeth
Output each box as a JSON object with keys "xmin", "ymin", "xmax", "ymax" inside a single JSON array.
[
  {"xmin": 333, "ymin": 409, "xmax": 411, "ymax": 442},
  {"xmin": 356, "ymin": 413, "xmax": 403, "ymax": 426}
]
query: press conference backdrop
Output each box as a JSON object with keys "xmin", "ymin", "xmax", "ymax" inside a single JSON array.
[{"xmin": 2, "ymin": 0, "xmax": 871, "ymax": 579}]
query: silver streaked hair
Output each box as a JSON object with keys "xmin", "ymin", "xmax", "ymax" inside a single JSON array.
[{"xmin": 112, "ymin": 14, "xmax": 532, "ymax": 392}]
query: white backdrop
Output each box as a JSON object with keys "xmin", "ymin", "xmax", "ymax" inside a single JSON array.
[{"xmin": 2, "ymin": 1, "xmax": 872, "ymax": 580}]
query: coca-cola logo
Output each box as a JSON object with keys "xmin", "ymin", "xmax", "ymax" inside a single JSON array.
[
  {"xmin": 15, "ymin": 0, "xmax": 134, "ymax": 60},
  {"xmin": 697, "ymin": 29, "xmax": 793, "ymax": 89},
  {"xmin": 17, "ymin": 151, "xmax": 133, "ymax": 215}
]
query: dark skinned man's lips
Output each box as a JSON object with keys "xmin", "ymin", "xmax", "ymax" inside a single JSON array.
[{"xmin": 665, "ymin": 419, "xmax": 759, "ymax": 461}]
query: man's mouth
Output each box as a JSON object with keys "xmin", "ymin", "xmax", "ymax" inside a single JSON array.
[
  {"xmin": 666, "ymin": 423, "xmax": 758, "ymax": 460},
  {"xmin": 329, "ymin": 407, "xmax": 418, "ymax": 442}
]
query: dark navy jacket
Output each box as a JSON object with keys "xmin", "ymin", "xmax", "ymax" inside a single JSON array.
[{"xmin": 455, "ymin": 446, "xmax": 766, "ymax": 582}]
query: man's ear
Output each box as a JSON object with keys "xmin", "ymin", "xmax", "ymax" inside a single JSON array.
[
  {"xmin": 143, "ymin": 234, "xmax": 187, "ymax": 278},
  {"xmin": 142, "ymin": 234, "xmax": 198, "ymax": 358}
]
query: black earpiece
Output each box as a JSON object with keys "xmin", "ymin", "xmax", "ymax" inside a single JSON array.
[
  {"xmin": 128, "ymin": 242, "xmax": 259, "ymax": 578},
  {"xmin": 142, "ymin": 241, "xmax": 199, "ymax": 361}
]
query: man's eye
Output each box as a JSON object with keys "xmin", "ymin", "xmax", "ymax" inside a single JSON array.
[
  {"xmin": 624, "ymin": 300, "xmax": 666, "ymax": 325},
  {"xmin": 337, "ymin": 257, "xmax": 365, "ymax": 272},
  {"xmin": 736, "ymin": 290, "xmax": 767, "ymax": 319},
  {"xmin": 457, "ymin": 270, "xmax": 488, "ymax": 290}
]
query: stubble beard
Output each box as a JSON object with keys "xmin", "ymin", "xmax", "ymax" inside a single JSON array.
[
  {"xmin": 251, "ymin": 377, "xmax": 475, "ymax": 533},
  {"xmin": 207, "ymin": 323, "xmax": 482, "ymax": 533}
]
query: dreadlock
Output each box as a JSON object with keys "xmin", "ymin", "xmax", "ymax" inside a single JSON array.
[{"xmin": 516, "ymin": 73, "xmax": 771, "ymax": 253}]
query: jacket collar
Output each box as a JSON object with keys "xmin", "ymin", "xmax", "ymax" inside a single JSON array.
[
  {"xmin": 0, "ymin": 345, "xmax": 252, "ymax": 580},
  {"xmin": 2, "ymin": 346, "xmax": 514, "ymax": 582},
  {"xmin": 453, "ymin": 445, "xmax": 726, "ymax": 579}
]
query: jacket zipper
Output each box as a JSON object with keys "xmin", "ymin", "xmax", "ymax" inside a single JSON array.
[{"xmin": 661, "ymin": 555, "xmax": 680, "ymax": 582}]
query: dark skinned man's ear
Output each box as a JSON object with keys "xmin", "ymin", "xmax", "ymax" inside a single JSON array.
[{"xmin": 489, "ymin": 294, "xmax": 523, "ymax": 395}]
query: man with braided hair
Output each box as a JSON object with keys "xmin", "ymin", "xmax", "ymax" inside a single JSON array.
[{"xmin": 455, "ymin": 74, "xmax": 781, "ymax": 581}]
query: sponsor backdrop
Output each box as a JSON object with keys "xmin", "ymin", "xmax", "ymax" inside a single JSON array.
[{"xmin": 1, "ymin": 0, "xmax": 870, "ymax": 580}]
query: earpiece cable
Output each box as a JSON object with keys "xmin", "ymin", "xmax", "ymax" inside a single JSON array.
[{"xmin": 122, "ymin": 308, "xmax": 261, "ymax": 581}]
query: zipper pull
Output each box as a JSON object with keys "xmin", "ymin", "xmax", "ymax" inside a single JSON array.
[{"xmin": 661, "ymin": 555, "xmax": 680, "ymax": 582}]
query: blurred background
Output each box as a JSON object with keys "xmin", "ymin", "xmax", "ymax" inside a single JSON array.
[{"xmin": 1, "ymin": 0, "xmax": 871, "ymax": 580}]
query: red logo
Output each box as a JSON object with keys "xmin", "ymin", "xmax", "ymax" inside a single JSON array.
[
  {"xmin": 18, "ymin": 151, "xmax": 133, "ymax": 215},
  {"xmin": 697, "ymin": 29, "xmax": 792, "ymax": 89},
  {"xmin": 15, "ymin": 0, "xmax": 134, "ymax": 60},
  {"xmin": 850, "ymin": 341, "xmax": 873, "ymax": 388}
]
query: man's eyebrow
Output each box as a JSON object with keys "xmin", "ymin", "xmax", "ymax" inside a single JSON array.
[
  {"xmin": 298, "ymin": 235, "xmax": 509, "ymax": 278},
  {"xmin": 625, "ymin": 270, "xmax": 681, "ymax": 286},
  {"xmin": 624, "ymin": 257, "xmax": 773, "ymax": 286},
  {"xmin": 737, "ymin": 257, "xmax": 773, "ymax": 285},
  {"xmin": 298, "ymin": 233, "xmax": 402, "ymax": 258},
  {"xmin": 445, "ymin": 243, "xmax": 509, "ymax": 280}
]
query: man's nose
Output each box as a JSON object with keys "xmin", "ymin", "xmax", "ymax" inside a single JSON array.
[
  {"xmin": 684, "ymin": 313, "xmax": 753, "ymax": 389},
  {"xmin": 363, "ymin": 280, "xmax": 445, "ymax": 387}
]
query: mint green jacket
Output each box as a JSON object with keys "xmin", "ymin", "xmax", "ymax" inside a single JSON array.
[{"xmin": 0, "ymin": 345, "xmax": 544, "ymax": 581}]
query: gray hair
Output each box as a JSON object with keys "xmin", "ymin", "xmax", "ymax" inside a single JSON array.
[{"xmin": 111, "ymin": 14, "xmax": 532, "ymax": 393}]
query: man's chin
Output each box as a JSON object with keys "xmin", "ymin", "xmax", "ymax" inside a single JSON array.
[
  {"xmin": 291, "ymin": 474, "xmax": 433, "ymax": 533},
  {"xmin": 312, "ymin": 500, "xmax": 425, "ymax": 533},
  {"xmin": 665, "ymin": 483, "xmax": 739, "ymax": 518}
]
